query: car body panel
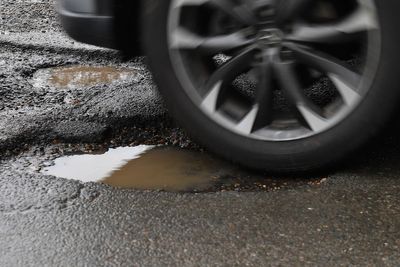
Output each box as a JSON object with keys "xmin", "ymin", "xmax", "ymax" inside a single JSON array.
[
  {"xmin": 58, "ymin": 0, "xmax": 141, "ymax": 52},
  {"xmin": 58, "ymin": 0, "xmax": 116, "ymax": 48}
]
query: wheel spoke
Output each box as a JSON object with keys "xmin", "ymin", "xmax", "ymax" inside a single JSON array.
[
  {"xmin": 274, "ymin": 60, "xmax": 329, "ymax": 131},
  {"xmin": 201, "ymin": 48, "xmax": 257, "ymax": 112},
  {"xmin": 329, "ymin": 74, "xmax": 361, "ymax": 105},
  {"xmin": 296, "ymin": 104, "xmax": 330, "ymax": 132},
  {"xmin": 276, "ymin": 0, "xmax": 312, "ymax": 24},
  {"xmin": 235, "ymin": 57, "xmax": 274, "ymax": 133},
  {"xmin": 201, "ymin": 81, "xmax": 222, "ymax": 112},
  {"xmin": 286, "ymin": 6, "xmax": 378, "ymax": 44},
  {"xmin": 210, "ymin": 0, "xmax": 257, "ymax": 25},
  {"xmin": 170, "ymin": 27, "xmax": 253, "ymax": 54},
  {"xmin": 253, "ymin": 57, "xmax": 274, "ymax": 129},
  {"xmin": 174, "ymin": 0, "xmax": 256, "ymax": 25},
  {"xmin": 285, "ymin": 43, "xmax": 361, "ymax": 105},
  {"xmin": 235, "ymin": 105, "xmax": 260, "ymax": 134}
]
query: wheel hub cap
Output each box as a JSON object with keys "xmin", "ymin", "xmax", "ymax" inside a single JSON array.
[{"xmin": 257, "ymin": 28, "xmax": 284, "ymax": 48}]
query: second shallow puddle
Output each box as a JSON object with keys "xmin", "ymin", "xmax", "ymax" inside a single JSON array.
[{"xmin": 32, "ymin": 65, "xmax": 141, "ymax": 90}]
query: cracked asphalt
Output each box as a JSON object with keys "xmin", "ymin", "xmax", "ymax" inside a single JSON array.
[{"xmin": 1, "ymin": 1, "xmax": 400, "ymax": 266}]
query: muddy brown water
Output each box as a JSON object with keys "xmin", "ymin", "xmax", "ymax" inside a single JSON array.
[
  {"xmin": 102, "ymin": 148, "xmax": 226, "ymax": 191},
  {"xmin": 32, "ymin": 65, "xmax": 140, "ymax": 90},
  {"xmin": 43, "ymin": 146, "xmax": 325, "ymax": 192}
]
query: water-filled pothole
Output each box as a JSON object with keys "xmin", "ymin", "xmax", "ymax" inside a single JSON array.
[
  {"xmin": 31, "ymin": 65, "xmax": 142, "ymax": 90},
  {"xmin": 42, "ymin": 146, "xmax": 326, "ymax": 192}
]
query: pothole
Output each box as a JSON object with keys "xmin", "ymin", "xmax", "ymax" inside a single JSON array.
[
  {"xmin": 31, "ymin": 65, "xmax": 143, "ymax": 90},
  {"xmin": 42, "ymin": 145, "xmax": 327, "ymax": 192}
]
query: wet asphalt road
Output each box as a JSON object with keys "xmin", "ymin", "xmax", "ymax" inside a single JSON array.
[{"xmin": 1, "ymin": 1, "xmax": 400, "ymax": 266}]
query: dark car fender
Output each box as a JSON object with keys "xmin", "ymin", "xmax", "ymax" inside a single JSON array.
[
  {"xmin": 114, "ymin": 0, "xmax": 142, "ymax": 56},
  {"xmin": 58, "ymin": 0, "xmax": 142, "ymax": 55}
]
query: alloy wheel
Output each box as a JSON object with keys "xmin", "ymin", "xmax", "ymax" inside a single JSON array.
[{"xmin": 167, "ymin": 0, "xmax": 380, "ymax": 141}]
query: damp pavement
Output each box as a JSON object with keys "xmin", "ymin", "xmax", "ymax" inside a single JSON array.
[{"xmin": 2, "ymin": 1, "xmax": 400, "ymax": 266}]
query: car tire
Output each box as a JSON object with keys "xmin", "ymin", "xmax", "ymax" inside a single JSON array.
[{"xmin": 141, "ymin": 0, "xmax": 400, "ymax": 172}]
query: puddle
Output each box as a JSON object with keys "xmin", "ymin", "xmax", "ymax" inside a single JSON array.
[
  {"xmin": 31, "ymin": 65, "xmax": 142, "ymax": 90},
  {"xmin": 42, "ymin": 146, "xmax": 326, "ymax": 192},
  {"xmin": 43, "ymin": 146, "xmax": 233, "ymax": 191}
]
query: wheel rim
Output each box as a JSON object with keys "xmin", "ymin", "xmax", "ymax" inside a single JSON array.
[{"xmin": 167, "ymin": 0, "xmax": 381, "ymax": 141}]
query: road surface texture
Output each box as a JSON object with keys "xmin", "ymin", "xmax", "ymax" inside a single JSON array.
[{"xmin": 1, "ymin": 1, "xmax": 400, "ymax": 266}]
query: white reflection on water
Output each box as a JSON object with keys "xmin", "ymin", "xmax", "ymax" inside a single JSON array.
[{"xmin": 42, "ymin": 145, "xmax": 154, "ymax": 183}]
